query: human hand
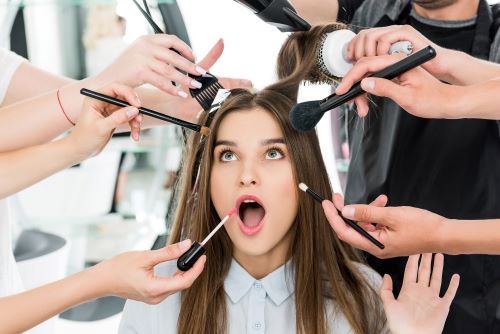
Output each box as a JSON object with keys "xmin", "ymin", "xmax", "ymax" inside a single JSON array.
[
  {"xmin": 335, "ymin": 53, "xmax": 460, "ymax": 118},
  {"xmin": 68, "ymin": 84, "xmax": 143, "ymax": 160},
  {"xmin": 154, "ymin": 38, "xmax": 253, "ymax": 122},
  {"xmin": 96, "ymin": 239, "xmax": 206, "ymax": 305},
  {"xmin": 323, "ymin": 194, "xmax": 449, "ymax": 258},
  {"xmin": 382, "ymin": 254, "xmax": 460, "ymax": 334},
  {"xmin": 95, "ymin": 34, "xmax": 207, "ymax": 98},
  {"xmin": 346, "ymin": 25, "xmax": 448, "ymax": 78}
]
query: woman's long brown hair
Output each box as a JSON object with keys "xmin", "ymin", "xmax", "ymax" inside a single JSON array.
[
  {"xmin": 277, "ymin": 23, "xmax": 349, "ymax": 85},
  {"xmin": 168, "ymin": 77, "xmax": 386, "ymax": 333}
]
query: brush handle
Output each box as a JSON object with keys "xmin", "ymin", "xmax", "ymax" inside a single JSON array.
[
  {"xmin": 80, "ymin": 88, "xmax": 202, "ymax": 133},
  {"xmin": 320, "ymin": 45, "xmax": 436, "ymax": 112},
  {"xmin": 305, "ymin": 187, "xmax": 384, "ymax": 249}
]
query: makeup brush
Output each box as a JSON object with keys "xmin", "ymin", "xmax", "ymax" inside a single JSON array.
[
  {"xmin": 80, "ymin": 88, "xmax": 210, "ymax": 136},
  {"xmin": 177, "ymin": 208, "xmax": 237, "ymax": 271},
  {"xmin": 298, "ymin": 183, "xmax": 384, "ymax": 250},
  {"xmin": 289, "ymin": 45, "xmax": 436, "ymax": 132}
]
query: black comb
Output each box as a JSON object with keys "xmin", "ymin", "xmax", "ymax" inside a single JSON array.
[
  {"xmin": 131, "ymin": 0, "xmax": 225, "ymax": 111},
  {"xmin": 189, "ymin": 73, "xmax": 225, "ymax": 111}
]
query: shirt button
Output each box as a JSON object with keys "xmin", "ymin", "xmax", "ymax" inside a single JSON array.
[
  {"xmin": 253, "ymin": 322, "xmax": 262, "ymax": 330},
  {"xmin": 254, "ymin": 282, "xmax": 262, "ymax": 289}
]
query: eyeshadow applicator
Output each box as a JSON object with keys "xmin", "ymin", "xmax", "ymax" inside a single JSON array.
[
  {"xmin": 299, "ymin": 183, "xmax": 385, "ymax": 250},
  {"xmin": 80, "ymin": 88, "xmax": 210, "ymax": 136},
  {"xmin": 177, "ymin": 208, "xmax": 237, "ymax": 271}
]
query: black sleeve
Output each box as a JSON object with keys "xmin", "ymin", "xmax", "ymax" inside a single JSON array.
[{"xmin": 337, "ymin": 0, "xmax": 367, "ymax": 24}]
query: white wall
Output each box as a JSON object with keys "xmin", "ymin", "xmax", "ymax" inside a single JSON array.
[{"xmin": 178, "ymin": 0, "xmax": 287, "ymax": 89}]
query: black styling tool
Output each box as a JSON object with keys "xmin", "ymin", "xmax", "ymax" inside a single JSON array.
[
  {"xmin": 289, "ymin": 45, "xmax": 437, "ymax": 132},
  {"xmin": 177, "ymin": 208, "xmax": 236, "ymax": 271},
  {"xmin": 234, "ymin": 0, "xmax": 311, "ymax": 32},
  {"xmin": 80, "ymin": 88, "xmax": 210, "ymax": 136},
  {"xmin": 299, "ymin": 183, "xmax": 385, "ymax": 250},
  {"xmin": 132, "ymin": 0, "xmax": 224, "ymax": 111}
]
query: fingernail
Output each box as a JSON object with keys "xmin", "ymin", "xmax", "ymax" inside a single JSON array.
[
  {"xmin": 126, "ymin": 107, "xmax": 139, "ymax": 118},
  {"xmin": 134, "ymin": 93, "xmax": 141, "ymax": 105},
  {"xmin": 243, "ymin": 79, "xmax": 253, "ymax": 87},
  {"xmin": 195, "ymin": 66, "xmax": 207, "ymax": 75},
  {"xmin": 342, "ymin": 206, "xmax": 355, "ymax": 219},
  {"xmin": 190, "ymin": 79, "xmax": 202, "ymax": 89},
  {"xmin": 335, "ymin": 82, "xmax": 345, "ymax": 94},
  {"xmin": 179, "ymin": 239, "xmax": 191, "ymax": 251},
  {"xmin": 177, "ymin": 90, "xmax": 188, "ymax": 98},
  {"xmin": 361, "ymin": 78, "xmax": 375, "ymax": 92}
]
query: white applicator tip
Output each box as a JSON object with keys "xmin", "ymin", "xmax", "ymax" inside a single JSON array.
[{"xmin": 298, "ymin": 182, "xmax": 309, "ymax": 193}]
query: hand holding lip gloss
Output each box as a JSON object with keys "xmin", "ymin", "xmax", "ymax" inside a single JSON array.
[{"xmin": 177, "ymin": 208, "xmax": 237, "ymax": 271}]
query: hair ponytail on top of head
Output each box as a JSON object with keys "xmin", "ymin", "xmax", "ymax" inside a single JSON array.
[{"xmin": 276, "ymin": 23, "xmax": 349, "ymax": 86}]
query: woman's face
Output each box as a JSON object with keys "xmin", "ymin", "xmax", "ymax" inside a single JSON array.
[{"xmin": 210, "ymin": 107, "xmax": 298, "ymax": 274}]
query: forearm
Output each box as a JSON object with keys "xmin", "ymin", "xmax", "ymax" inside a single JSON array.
[
  {"xmin": 0, "ymin": 137, "xmax": 83, "ymax": 198},
  {"xmin": 0, "ymin": 78, "xmax": 183, "ymax": 151},
  {"xmin": 0, "ymin": 75, "xmax": 108, "ymax": 151},
  {"xmin": 439, "ymin": 218, "xmax": 500, "ymax": 255},
  {"xmin": 452, "ymin": 79, "xmax": 500, "ymax": 120},
  {"xmin": 2, "ymin": 61, "xmax": 74, "ymax": 106},
  {"xmin": 440, "ymin": 49, "xmax": 500, "ymax": 85},
  {"xmin": 289, "ymin": 0, "xmax": 339, "ymax": 25},
  {"xmin": 0, "ymin": 266, "xmax": 106, "ymax": 334}
]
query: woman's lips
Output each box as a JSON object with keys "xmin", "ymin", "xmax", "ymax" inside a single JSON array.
[{"xmin": 235, "ymin": 195, "xmax": 266, "ymax": 236}]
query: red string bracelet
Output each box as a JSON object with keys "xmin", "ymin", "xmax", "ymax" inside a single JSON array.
[{"xmin": 57, "ymin": 89, "xmax": 75, "ymax": 126}]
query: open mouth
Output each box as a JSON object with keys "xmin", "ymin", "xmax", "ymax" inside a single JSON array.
[{"xmin": 236, "ymin": 196, "xmax": 266, "ymax": 236}]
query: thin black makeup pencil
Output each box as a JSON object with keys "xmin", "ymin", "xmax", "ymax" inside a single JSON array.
[
  {"xmin": 80, "ymin": 88, "xmax": 210, "ymax": 136},
  {"xmin": 299, "ymin": 182, "xmax": 385, "ymax": 250}
]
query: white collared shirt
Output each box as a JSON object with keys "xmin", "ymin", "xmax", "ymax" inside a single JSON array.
[{"xmin": 118, "ymin": 259, "xmax": 384, "ymax": 334}]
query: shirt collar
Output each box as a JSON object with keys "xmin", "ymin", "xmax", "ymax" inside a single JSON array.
[{"xmin": 224, "ymin": 259, "xmax": 295, "ymax": 306}]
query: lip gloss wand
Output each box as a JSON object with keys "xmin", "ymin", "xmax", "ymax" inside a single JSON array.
[{"xmin": 177, "ymin": 208, "xmax": 237, "ymax": 271}]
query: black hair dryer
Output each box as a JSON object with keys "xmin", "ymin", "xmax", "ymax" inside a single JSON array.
[{"xmin": 234, "ymin": 0, "xmax": 311, "ymax": 32}]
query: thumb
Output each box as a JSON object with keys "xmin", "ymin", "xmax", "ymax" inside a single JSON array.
[
  {"xmin": 147, "ymin": 239, "xmax": 192, "ymax": 266},
  {"xmin": 361, "ymin": 77, "xmax": 406, "ymax": 101},
  {"xmin": 380, "ymin": 274, "xmax": 396, "ymax": 305},
  {"xmin": 342, "ymin": 204, "xmax": 388, "ymax": 226},
  {"xmin": 197, "ymin": 38, "xmax": 223, "ymax": 70},
  {"xmin": 102, "ymin": 106, "xmax": 139, "ymax": 131}
]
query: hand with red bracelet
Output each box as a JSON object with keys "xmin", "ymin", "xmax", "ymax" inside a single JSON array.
[{"xmin": 68, "ymin": 84, "xmax": 142, "ymax": 159}]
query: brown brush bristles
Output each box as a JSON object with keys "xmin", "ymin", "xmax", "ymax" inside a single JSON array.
[
  {"xmin": 199, "ymin": 126, "xmax": 211, "ymax": 136},
  {"xmin": 277, "ymin": 23, "xmax": 348, "ymax": 86}
]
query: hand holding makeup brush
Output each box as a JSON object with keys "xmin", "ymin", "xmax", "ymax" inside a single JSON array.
[
  {"xmin": 68, "ymin": 84, "xmax": 143, "ymax": 159},
  {"xmin": 335, "ymin": 53, "xmax": 464, "ymax": 119},
  {"xmin": 323, "ymin": 193, "xmax": 448, "ymax": 258}
]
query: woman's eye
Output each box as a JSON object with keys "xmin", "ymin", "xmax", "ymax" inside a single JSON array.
[
  {"xmin": 266, "ymin": 149, "xmax": 283, "ymax": 160},
  {"xmin": 220, "ymin": 151, "xmax": 237, "ymax": 162}
]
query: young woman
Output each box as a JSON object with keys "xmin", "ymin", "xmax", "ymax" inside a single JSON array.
[
  {"xmin": 119, "ymin": 83, "xmax": 387, "ymax": 333},
  {"xmin": 117, "ymin": 64, "xmax": 460, "ymax": 334}
]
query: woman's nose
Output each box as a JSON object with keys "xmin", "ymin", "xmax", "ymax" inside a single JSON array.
[{"xmin": 239, "ymin": 163, "xmax": 259, "ymax": 187}]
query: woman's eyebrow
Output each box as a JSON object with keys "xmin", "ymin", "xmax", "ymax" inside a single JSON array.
[
  {"xmin": 214, "ymin": 140, "xmax": 237, "ymax": 147},
  {"xmin": 261, "ymin": 138, "xmax": 285, "ymax": 145},
  {"xmin": 214, "ymin": 138, "xmax": 285, "ymax": 148}
]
